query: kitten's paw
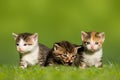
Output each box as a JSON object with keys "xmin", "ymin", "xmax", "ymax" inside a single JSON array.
[
  {"xmin": 79, "ymin": 63, "xmax": 87, "ymax": 69},
  {"xmin": 79, "ymin": 66, "xmax": 86, "ymax": 69},
  {"xmin": 20, "ymin": 66, "xmax": 26, "ymax": 69},
  {"xmin": 48, "ymin": 63, "xmax": 55, "ymax": 66},
  {"xmin": 20, "ymin": 62, "xmax": 28, "ymax": 69},
  {"xmin": 95, "ymin": 63, "xmax": 103, "ymax": 68},
  {"xmin": 97, "ymin": 65, "xmax": 103, "ymax": 69}
]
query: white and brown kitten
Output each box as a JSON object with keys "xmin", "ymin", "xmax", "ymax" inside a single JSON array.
[
  {"xmin": 12, "ymin": 33, "xmax": 50, "ymax": 69},
  {"xmin": 79, "ymin": 31, "xmax": 105, "ymax": 68},
  {"xmin": 46, "ymin": 41, "xmax": 80, "ymax": 66}
]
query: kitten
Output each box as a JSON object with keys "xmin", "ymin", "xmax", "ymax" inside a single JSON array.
[
  {"xmin": 12, "ymin": 33, "xmax": 50, "ymax": 69},
  {"xmin": 46, "ymin": 41, "xmax": 80, "ymax": 66},
  {"xmin": 79, "ymin": 31, "xmax": 105, "ymax": 68}
]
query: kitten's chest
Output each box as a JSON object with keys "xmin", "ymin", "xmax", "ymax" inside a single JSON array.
[
  {"xmin": 83, "ymin": 49, "xmax": 102, "ymax": 66},
  {"xmin": 22, "ymin": 49, "xmax": 39, "ymax": 65}
]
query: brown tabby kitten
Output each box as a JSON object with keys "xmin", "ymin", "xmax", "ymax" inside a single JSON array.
[
  {"xmin": 12, "ymin": 33, "xmax": 50, "ymax": 69},
  {"xmin": 78, "ymin": 31, "xmax": 105, "ymax": 68},
  {"xmin": 46, "ymin": 41, "xmax": 80, "ymax": 66}
]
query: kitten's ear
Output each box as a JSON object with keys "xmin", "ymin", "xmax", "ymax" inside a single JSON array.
[
  {"xmin": 12, "ymin": 33, "xmax": 18, "ymax": 40},
  {"xmin": 31, "ymin": 33, "xmax": 38, "ymax": 41},
  {"xmin": 74, "ymin": 46, "xmax": 81, "ymax": 54},
  {"xmin": 81, "ymin": 31, "xmax": 88, "ymax": 41},
  {"xmin": 54, "ymin": 44, "xmax": 61, "ymax": 51},
  {"xmin": 99, "ymin": 32, "xmax": 105, "ymax": 42}
]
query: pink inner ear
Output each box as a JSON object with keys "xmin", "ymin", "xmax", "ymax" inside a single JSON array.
[
  {"xmin": 100, "ymin": 33, "xmax": 105, "ymax": 39},
  {"xmin": 99, "ymin": 32, "xmax": 105, "ymax": 42},
  {"xmin": 101, "ymin": 34, "xmax": 104, "ymax": 39},
  {"xmin": 81, "ymin": 32, "xmax": 87, "ymax": 41},
  {"xmin": 33, "ymin": 34, "xmax": 38, "ymax": 41}
]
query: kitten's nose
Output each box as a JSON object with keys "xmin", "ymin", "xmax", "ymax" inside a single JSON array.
[
  {"xmin": 18, "ymin": 48, "xmax": 22, "ymax": 51},
  {"xmin": 91, "ymin": 45, "xmax": 94, "ymax": 49}
]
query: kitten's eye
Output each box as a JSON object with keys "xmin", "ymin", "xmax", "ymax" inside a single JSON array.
[
  {"xmin": 95, "ymin": 42, "xmax": 98, "ymax": 45},
  {"xmin": 28, "ymin": 44, "xmax": 32, "ymax": 45},
  {"xmin": 16, "ymin": 44, "xmax": 19, "ymax": 46},
  {"xmin": 86, "ymin": 42, "xmax": 90, "ymax": 44},
  {"xmin": 72, "ymin": 55, "xmax": 76, "ymax": 58},
  {"xmin": 63, "ymin": 54, "xmax": 67, "ymax": 57},
  {"xmin": 24, "ymin": 44, "xmax": 27, "ymax": 46}
]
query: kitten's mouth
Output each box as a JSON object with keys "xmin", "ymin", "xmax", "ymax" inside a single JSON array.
[
  {"xmin": 65, "ymin": 62, "xmax": 73, "ymax": 66},
  {"xmin": 18, "ymin": 50, "xmax": 30, "ymax": 54},
  {"xmin": 18, "ymin": 49, "xmax": 25, "ymax": 53},
  {"xmin": 89, "ymin": 48, "xmax": 98, "ymax": 52},
  {"xmin": 18, "ymin": 51, "xmax": 25, "ymax": 53},
  {"xmin": 91, "ymin": 49, "xmax": 95, "ymax": 51}
]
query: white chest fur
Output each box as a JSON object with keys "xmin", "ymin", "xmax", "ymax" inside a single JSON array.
[
  {"xmin": 22, "ymin": 46, "xmax": 39, "ymax": 65},
  {"xmin": 83, "ymin": 48, "xmax": 102, "ymax": 66}
]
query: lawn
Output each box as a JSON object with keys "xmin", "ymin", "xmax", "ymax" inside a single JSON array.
[
  {"xmin": 0, "ymin": 64, "xmax": 120, "ymax": 80},
  {"xmin": 0, "ymin": 0, "xmax": 120, "ymax": 80}
]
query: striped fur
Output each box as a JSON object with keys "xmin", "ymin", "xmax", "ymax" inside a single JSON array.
[{"xmin": 46, "ymin": 41, "xmax": 80, "ymax": 66}]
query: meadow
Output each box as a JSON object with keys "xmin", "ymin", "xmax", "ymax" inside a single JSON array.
[
  {"xmin": 0, "ymin": 64, "xmax": 120, "ymax": 80},
  {"xmin": 0, "ymin": 0, "xmax": 120, "ymax": 80}
]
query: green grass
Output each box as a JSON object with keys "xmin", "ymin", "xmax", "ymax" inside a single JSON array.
[{"xmin": 0, "ymin": 64, "xmax": 120, "ymax": 80}]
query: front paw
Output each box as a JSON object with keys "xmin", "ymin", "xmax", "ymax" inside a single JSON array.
[
  {"xmin": 79, "ymin": 66, "xmax": 87, "ymax": 69},
  {"xmin": 20, "ymin": 66, "xmax": 27, "ymax": 69},
  {"xmin": 20, "ymin": 62, "xmax": 27, "ymax": 69},
  {"xmin": 79, "ymin": 62, "xmax": 87, "ymax": 69},
  {"xmin": 95, "ymin": 62, "xmax": 102, "ymax": 68}
]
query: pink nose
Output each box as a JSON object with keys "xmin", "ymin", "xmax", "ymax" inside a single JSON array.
[
  {"xmin": 18, "ymin": 48, "xmax": 22, "ymax": 51},
  {"xmin": 91, "ymin": 45, "xmax": 94, "ymax": 49}
]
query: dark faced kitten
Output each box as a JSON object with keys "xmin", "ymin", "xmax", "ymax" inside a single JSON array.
[
  {"xmin": 12, "ymin": 33, "xmax": 50, "ymax": 69},
  {"xmin": 79, "ymin": 31, "xmax": 105, "ymax": 68},
  {"xmin": 46, "ymin": 41, "xmax": 80, "ymax": 66}
]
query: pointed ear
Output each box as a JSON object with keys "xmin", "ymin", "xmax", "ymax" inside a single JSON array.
[
  {"xmin": 99, "ymin": 32, "xmax": 105, "ymax": 42},
  {"xmin": 74, "ymin": 46, "xmax": 81, "ymax": 54},
  {"xmin": 81, "ymin": 31, "xmax": 88, "ymax": 41},
  {"xmin": 31, "ymin": 33, "xmax": 38, "ymax": 41},
  {"xmin": 12, "ymin": 33, "xmax": 18, "ymax": 40},
  {"xmin": 53, "ymin": 44, "xmax": 61, "ymax": 51}
]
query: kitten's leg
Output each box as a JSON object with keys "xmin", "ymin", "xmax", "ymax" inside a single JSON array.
[
  {"xmin": 47, "ymin": 59, "xmax": 55, "ymax": 66},
  {"xmin": 48, "ymin": 63, "xmax": 55, "ymax": 66},
  {"xmin": 79, "ymin": 62, "xmax": 87, "ymax": 69},
  {"xmin": 46, "ymin": 58, "xmax": 56, "ymax": 66},
  {"xmin": 38, "ymin": 54, "xmax": 46, "ymax": 66},
  {"xmin": 95, "ymin": 60, "xmax": 103, "ymax": 68},
  {"xmin": 20, "ymin": 60, "xmax": 28, "ymax": 69}
]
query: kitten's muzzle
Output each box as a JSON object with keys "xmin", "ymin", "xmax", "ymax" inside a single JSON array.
[
  {"xmin": 17, "ymin": 47, "xmax": 25, "ymax": 52},
  {"xmin": 65, "ymin": 62, "xmax": 73, "ymax": 66}
]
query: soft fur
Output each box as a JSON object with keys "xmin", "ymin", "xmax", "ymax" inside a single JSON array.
[
  {"xmin": 12, "ymin": 33, "xmax": 50, "ymax": 69},
  {"xmin": 46, "ymin": 41, "xmax": 80, "ymax": 66},
  {"xmin": 79, "ymin": 31, "xmax": 105, "ymax": 68}
]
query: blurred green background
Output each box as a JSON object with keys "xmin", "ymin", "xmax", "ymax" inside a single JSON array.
[{"xmin": 0, "ymin": 0, "xmax": 120, "ymax": 65}]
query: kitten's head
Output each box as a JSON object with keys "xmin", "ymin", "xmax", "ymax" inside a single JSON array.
[
  {"xmin": 52, "ymin": 41, "xmax": 80, "ymax": 65},
  {"xmin": 12, "ymin": 33, "xmax": 38, "ymax": 54},
  {"xmin": 81, "ymin": 31, "xmax": 105, "ymax": 52}
]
